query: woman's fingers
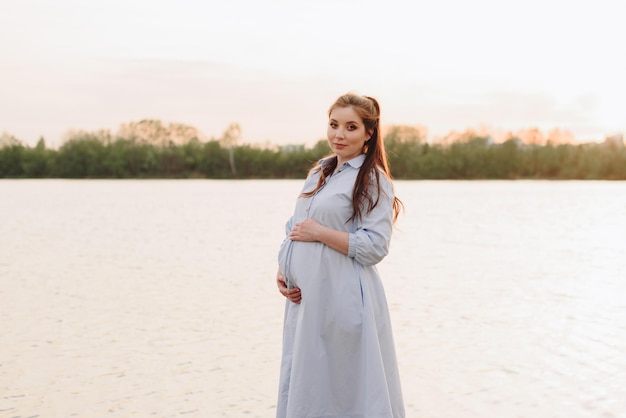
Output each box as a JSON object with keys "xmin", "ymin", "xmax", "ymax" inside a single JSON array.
[
  {"xmin": 276, "ymin": 271, "xmax": 301, "ymax": 303},
  {"xmin": 286, "ymin": 287, "xmax": 301, "ymax": 304},
  {"xmin": 277, "ymin": 277, "xmax": 288, "ymax": 293},
  {"xmin": 289, "ymin": 219, "xmax": 321, "ymax": 242},
  {"xmin": 281, "ymin": 286, "xmax": 301, "ymax": 303}
]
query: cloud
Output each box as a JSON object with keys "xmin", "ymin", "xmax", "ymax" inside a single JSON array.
[
  {"xmin": 382, "ymin": 84, "xmax": 609, "ymax": 141},
  {"xmin": 0, "ymin": 57, "xmax": 619, "ymax": 148},
  {"xmin": 0, "ymin": 59, "xmax": 347, "ymax": 146}
]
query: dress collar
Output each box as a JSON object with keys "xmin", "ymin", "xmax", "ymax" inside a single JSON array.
[
  {"xmin": 320, "ymin": 154, "xmax": 366, "ymax": 171},
  {"xmin": 341, "ymin": 154, "xmax": 366, "ymax": 169}
]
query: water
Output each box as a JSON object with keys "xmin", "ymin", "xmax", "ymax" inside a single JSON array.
[{"xmin": 1, "ymin": 179, "xmax": 625, "ymax": 417}]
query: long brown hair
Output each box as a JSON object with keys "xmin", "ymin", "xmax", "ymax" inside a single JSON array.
[{"xmin": 302, "ymin": 92, "xmax": 403, "ymax": 223}]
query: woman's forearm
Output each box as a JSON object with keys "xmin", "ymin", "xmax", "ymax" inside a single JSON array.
[{"xmin": 316, "ymin": 225, "xmax": 349, "ymax": 255}]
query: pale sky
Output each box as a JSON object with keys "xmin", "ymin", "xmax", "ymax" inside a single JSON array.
[{"xmin": 1, "ymin": 0, "xmax": 624, "ymax": 147}]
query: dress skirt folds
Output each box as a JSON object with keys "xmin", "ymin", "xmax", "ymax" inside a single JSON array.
[{"xmin": 277, "ymin": 155, "xmax": 405, "ymax": 418}]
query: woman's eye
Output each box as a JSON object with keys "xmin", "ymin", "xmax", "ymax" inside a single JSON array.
[
  {"xmin": 348, "ymin": 125, "xmax": 357, "ymax": 130},
  {"xmin": 330, "ymin": 122, "xmax": 337, "ymax": 128}
]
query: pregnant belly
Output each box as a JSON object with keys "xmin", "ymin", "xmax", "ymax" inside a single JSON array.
[
  {"xmin": 289, "ymin": 241, "xmax": 364, "ymax": 333},
  {"xmin": 278, "ymin": 240, "xmax": 326, "ymax": 290}
]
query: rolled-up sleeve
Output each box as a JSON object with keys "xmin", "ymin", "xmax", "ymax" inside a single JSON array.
[{"xmin": 347, "ymin": 177, "xmax": 394, "ymax": 267}]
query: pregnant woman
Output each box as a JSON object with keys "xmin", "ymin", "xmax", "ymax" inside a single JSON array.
[{"xmin": 276, "ymin": 92, "xmax": 405, "ymax": 417}]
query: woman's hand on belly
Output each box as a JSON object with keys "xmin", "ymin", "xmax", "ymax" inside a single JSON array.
[
  {"xmin": 289, "ymin": 219, "xmax": 349, "ymax": 255},
  {"xmin": 276, "ymin": 267, "xmax": 301, "ymax": 304},
  {"xmin": 289, "ymin": 218, "xmax": 324, "ymax": 242}
]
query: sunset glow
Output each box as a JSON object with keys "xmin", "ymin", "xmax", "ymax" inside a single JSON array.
[{"xmin": 1, "ymin": 0, "xmax": 623, "ymax": 147}]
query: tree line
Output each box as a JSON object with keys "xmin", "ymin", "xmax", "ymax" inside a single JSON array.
[{"xmin": 1, "ymin": 122, "xmax": 625, "ymax": 180}]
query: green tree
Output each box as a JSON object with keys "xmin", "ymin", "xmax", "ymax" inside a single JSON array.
[
  {"xmin": 21, "ymin": 137, "xmax": 50, "ymax": 177},
  {"xmin": 0, "ymin": 133, "xmax": 25, "ymax": 177},
  {"xmin": 220, "ymin": 123, "xmax": 241, "ymax": 176},
  {"xmin": 54, "ymin": 135, "xmax": 107, "ymax": 177},
  {"xmin": 198, "ymin": 140, "xmax": 230, "ymax": 178}
]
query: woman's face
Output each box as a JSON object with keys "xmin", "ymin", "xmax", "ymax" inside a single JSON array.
[{"xmin": 327, "ymin": 106, "xmax": 371, "ymax": 165}]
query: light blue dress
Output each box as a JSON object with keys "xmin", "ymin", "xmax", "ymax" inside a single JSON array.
[{"xmin": 277, "ymin": 154, "xmax": 405, "ymax": 418}]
